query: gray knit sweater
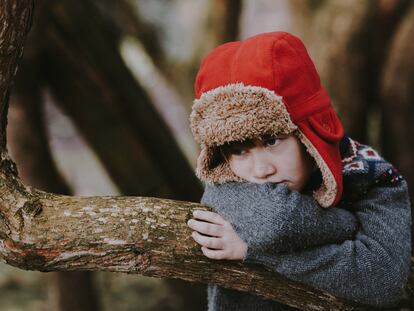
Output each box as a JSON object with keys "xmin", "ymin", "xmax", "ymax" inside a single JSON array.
[{"xmin": 201, "ymin": 139, "xmax": 412, "ymax": 310}]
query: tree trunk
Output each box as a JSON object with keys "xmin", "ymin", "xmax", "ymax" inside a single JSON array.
[
  {"xmin": 211, "ymin": 0, "xmax": 243, "ymax": 44},
  {"xmin": 380, "ymin": 1, "xmax": 414, "ymax": 253},
  {"xmin": 48, "ymin": 271, "xmax": 100, "ymax": 311},
  {"xmin": 290, "ymin": 0, "xmax": 376, "ymax": 142},
  {"xmin": 95, "ymin": 0, "xmax": 167, "ymax": 78},
  {"xmin": 0, "ymin": 0, "xmax": 33, "ymax": 149},
  {"xmin": 38, "ymin": 0, "xmax": 203, "ymax": 201}
]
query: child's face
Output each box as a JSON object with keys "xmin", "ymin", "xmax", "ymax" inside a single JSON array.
[{"xmin": 224, "ymin": 134, "xmax": 315, "ymax": 191}]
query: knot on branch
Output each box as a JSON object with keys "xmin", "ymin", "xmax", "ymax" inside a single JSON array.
[
  {"xmin": 12, "ymin": 197, "xmax": 43, "ymax": 236},
  {"xmin": 22, "ymin": 198, "xmax": 42, "ymax": 218}
]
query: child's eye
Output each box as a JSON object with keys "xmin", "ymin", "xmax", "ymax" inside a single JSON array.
[{"xmin": 264, "ymin": 137, "xmax": 280, "ymax": 147}]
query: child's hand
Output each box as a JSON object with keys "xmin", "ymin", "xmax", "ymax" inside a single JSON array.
[{"xmin": 187, "ymin": 210, "xmax": 247, "ymax": 260}]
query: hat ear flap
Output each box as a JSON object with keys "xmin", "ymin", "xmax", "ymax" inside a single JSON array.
[
  {"xmin": 195, "ymin": 145, "xmax": 244, "ymax": 184},
  {"xmin": 308, "ymin": 109, "xmax": 344, "ymax": 142}
]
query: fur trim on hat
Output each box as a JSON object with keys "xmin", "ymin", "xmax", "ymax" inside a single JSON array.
[
  {"xmin": 190, "ymin": 83, "xmax": 297, "ymax": 146},
  {"xmin": 195, "ymin": 145, "xmax": 244, "ymax": 184},
  {"xmin": 296, "ymin": 130, "xmax": 337, "ymax": 207}
]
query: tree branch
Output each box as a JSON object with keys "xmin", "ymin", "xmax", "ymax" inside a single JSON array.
[{"xmin": 1, "ymin": 158, "xmax": 407, "ymax": 311}]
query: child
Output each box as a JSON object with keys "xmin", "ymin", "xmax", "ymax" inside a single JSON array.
[{"xmin": 186, "ymin": 31, "xmax": 411, "ymax": 310}]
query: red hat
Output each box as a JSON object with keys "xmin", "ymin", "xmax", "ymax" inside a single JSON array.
[{"xmin": 190, "ymin": 32, "xmax": 344, "ymax": 208}]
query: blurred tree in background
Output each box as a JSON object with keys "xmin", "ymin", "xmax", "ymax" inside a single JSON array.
[{"xmin": 1, "ymin": 0, "xmax": 413, "ymax": 310}]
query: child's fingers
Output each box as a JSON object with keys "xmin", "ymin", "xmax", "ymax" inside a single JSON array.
[
  {"xmin": 191, "ymin": 231, "xmax": 223, "ymax": 249},
  {"xmin": 193, "ymin": 210, "xmax": 226, "ymax": 225},
  {"xmin": 201, "ymin": 246, "xmax": 227, "ymax": 260},
  {"xmin": 187, "ymin": 219, "xmax": 223, "ymax": 237}
]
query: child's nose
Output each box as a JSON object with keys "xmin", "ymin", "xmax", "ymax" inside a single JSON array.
[
  {"xmin": 252, "ymin": 153, "xmax": 276, "ymax": 179},
  {"xmin": 253, "ymin": 163, "xmax": 276, "ymax": 179}
]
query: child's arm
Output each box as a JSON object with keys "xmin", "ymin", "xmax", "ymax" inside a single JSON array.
[
  {"xmin": 241, "ymin": 179, "xmax": 411, "ymax": 307},
  {"xmin": 197, "ymin": 181, "xmax": 358, "ymax": 254}
]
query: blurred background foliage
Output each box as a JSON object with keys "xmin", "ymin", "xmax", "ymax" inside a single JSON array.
[{"xmin": 2, "ymin": 0, "xmax": 413, "ymax": 310}]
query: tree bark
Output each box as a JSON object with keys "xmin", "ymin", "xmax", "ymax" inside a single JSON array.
[
  {"xmin": 1, "ymin": 1, "xmax": 414, "ymax": 311},
  {"xmin": 0, "ymin": 0, "xmax": 33, "ymax": 149}
]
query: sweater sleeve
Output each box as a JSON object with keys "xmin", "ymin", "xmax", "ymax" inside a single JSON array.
[
  {"xmin": 200, "ymin": 181, "xmax": 358, "ymax": 254},
  {"xmin": 243, "ymin": 179, "xmax": 412, "ymax": 307}
]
